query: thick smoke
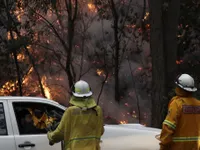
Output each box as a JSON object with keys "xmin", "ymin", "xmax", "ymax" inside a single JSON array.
[{"xmin": 2, "ymin": 0, "xmax": 152, "ymax": 125}]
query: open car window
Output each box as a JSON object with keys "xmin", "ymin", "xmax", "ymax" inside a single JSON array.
[{"xmin": 12, "ymin": 102, "xmax": 64, "ymax": 135}]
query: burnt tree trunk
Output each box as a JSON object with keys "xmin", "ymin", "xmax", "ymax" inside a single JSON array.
[
  {"xmin": 149, "ymin": 0, "xmax": 180, "ymax": 128},
  {"xmin": 163, "ymin": 0, "xmax": 180, "ymax": 96},
  {"xmin": 10, "ymin": 32, "xmax": 23, "ymax": 96},
  {"xmin": 65, "ymin": 0, "xmax": 78, "ymax": 88},
  {"xmin": 66, "ymin": 19, "xmax": 75, "ymax": 88},
  {"xmin": 110, "ymin": 0, "xmax": 120, "ymax": 103},
  {"xmin": 5, "ymin": 1, "xmax": 23, "ymax": 96}
]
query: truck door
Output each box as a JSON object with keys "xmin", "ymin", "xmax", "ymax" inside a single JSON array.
[
  {"xmin": 0, "ymin": 100, "xmax": 16, "ymax": 150},
  {"xmin": 8, "ymin": 99, "xmax": 65, "ymax": 150}
]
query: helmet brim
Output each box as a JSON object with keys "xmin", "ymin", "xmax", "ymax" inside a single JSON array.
[
  {"xmin": 175, "ymin": 82, "xmax": 197, "ymax": 92},
  {"xmin": 72, "ymin": 91, "xmax": 93, "ymax": 97}
]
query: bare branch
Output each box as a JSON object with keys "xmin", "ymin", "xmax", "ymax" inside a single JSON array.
[{"xmin": 27, "ymin": 5, "xmax": 69, "ymax": 53}]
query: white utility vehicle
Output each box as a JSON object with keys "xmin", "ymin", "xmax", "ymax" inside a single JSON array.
[{"xmin": 0, "ymin": 96, "xmax": 160, "ymax": 150}]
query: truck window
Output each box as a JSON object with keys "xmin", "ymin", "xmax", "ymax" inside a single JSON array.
[
  {"xmin": 0, "ymin": 103, "xmax": 7, "ymax": 135},
  {"xmin": 12, "ymin": 102, "xmax": 64, "ymax": 135}
]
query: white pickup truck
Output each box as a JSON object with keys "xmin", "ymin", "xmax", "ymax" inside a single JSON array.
[{"xmin": 0, "ymin": 96, "xmax": 160, "ymax": 150}]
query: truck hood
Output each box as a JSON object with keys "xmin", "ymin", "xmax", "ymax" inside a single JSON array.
[{"xmin": 101, "ymin": 124, "xmax": 161, "ymax": 150}]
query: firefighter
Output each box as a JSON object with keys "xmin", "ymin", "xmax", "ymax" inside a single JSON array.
[
  {"xmin": 47, "ymin": 80, "xmax": 104, "ymax": 150},
  {"xmin": 159, "ymin": 73, "xmax": 199, "ymax": 150}
]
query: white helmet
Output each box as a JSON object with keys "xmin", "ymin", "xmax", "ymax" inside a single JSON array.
[
  {"xmin": 175, "ymin": 74, "xmax": 197, "ymax": 92},
  {"xmin": 72, "ymin": 80, "xmax": 93, "ymax": 97}
]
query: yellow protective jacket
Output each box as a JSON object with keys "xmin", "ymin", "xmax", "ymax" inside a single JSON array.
[
  {"xmin": 160, "ymin": 87, "xmax": 200, "ymax": 150},
  {"xmin": 47, "ymin": 96, "xmax": 104, "ymax": 150},
  {"xmin": 28, "ymin": 108, "xmax": 55, "ymax": 129}
]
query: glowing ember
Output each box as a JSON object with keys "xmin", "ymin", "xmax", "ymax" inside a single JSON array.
[
  {"xmin": 176, "ymin": 60, "xmax": 183, "ymax": 64},
  {"xmin": 87, "ymin": 3, "xmax": 97, "ymax": 12},
  {"xmin": 41, "ymin": 76, "xmax": 51, "ymax": 99},
  {"xmin": 17, "ymin": 53, "xmax": 25, "ymax": 61},
  {"xmin": 125, "ymin": 24, "xmax": 136, "ymax": 29},
  {"xmin": 7, "ymin": 32, "xmax": 17, "ymax": 40},
  {"xmin": 120, "ymin": 121, "xmax": 128, "ymax": 124},
  {"xmin": 96, "ymin": 69, "xmax": 105, "ymax": 76},
  {"xmin": 144, "ymin": 12, "xmax": 149, "ymax": 20}
]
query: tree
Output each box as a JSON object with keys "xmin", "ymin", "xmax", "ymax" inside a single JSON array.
[
  {"xmin": 1, "ymin": 0, "xmax": 24, "ymax": 96},
  {"xmin": 177, "ymin": 0, "xmax": 200, "ymax": 99},
  {"xmin": 0, "ymin": 0, "xmax": 48, "ymax": 97},
  {"xmin": 27, "ymin": 0, "xmax": 78, "ymax": 89},
  {"xmin": 109, "ymin": 0, "xmax": 120, "ymax": 103},
  {"xmin": 149, "ymin": 0, "xmax": 180, "ymax": 128}
]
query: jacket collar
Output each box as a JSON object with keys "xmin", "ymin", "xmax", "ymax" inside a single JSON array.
[{"xmin": 175, "ymin": 87, "xmax": 192, "ymax": 97}]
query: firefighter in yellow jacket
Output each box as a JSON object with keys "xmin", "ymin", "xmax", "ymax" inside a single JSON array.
[
  {"xmin": 159, "ymin": 73, "xmax": 199, "ymax": 150},
  {"xmin": 47, "ymin": 80, "xmax": 104, "ymax": 150}
]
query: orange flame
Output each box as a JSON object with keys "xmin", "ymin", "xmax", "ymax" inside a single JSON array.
[
  {"xmin": 14, "ymin": 0, "xmax": 24, "ymax": 22},
  {"xmin": 0, "ymin": 81, "xmax": 17, "ymax": 95},
  {"xmin": 144, "ymin": 12, "xmax": 149, "ymax": 20},
  {"xmin": 22, "ymin": 67, "xmax": 34, "ymax": 84},
  {"xmin": 41, "ymin": 76, "xmax": 51, "ymax": 99}
]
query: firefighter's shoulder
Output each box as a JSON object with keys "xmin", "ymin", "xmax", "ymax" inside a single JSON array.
[
  {"xmin": 168, "ymin": 96, "xmax": 178, "ymax": 107},
  {"xmin": 168, "ymin": 96, "xmax": 183, "ymax": 108}
]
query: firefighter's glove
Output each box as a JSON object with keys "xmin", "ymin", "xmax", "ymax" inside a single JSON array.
[
  {"xmin": 47, "ymin": 131, "xmax": 54, "ymax": 146},
  {"xmin": 49, "ymin": 141, "xmax": 54, "ymax": 146}
]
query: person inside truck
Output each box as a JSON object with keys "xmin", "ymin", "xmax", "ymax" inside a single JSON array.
[
  {"xmin": 18, "ymin": 109, "xmax": 43, "ymax": 134},
  {"xmin": 14, "ymin": 103, "xmax": 61, "ymax": 135},
  {"xmin": 27, "ymin": 108, "xmax": 56, "ymax": 131}
]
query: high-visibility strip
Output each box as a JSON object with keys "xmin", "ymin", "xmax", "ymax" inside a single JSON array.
[
  {"xmin": 163, "ymin": 120, "xmax": 176, "ymax": 129},
  {"xmin": 173, "ymin": 136, "xmax": 200, "ymax": 142}
]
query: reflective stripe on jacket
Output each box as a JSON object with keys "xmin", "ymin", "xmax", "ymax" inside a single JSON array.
[{"xmin": 173, "ymin": 136, "xmax": 200, "ymax": 142}]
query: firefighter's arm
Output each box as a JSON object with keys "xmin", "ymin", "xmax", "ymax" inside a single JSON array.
[
  {"xmin": 47, "ymin": 109, "xmax": 70, "ymax": 143},
  {"xmin": 160, "ymin": 100, "xmax": 181, "ymax": 150},
  {"xmin": 99, "ymin": 107, "xmax": 104, "ymax": 135}
]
